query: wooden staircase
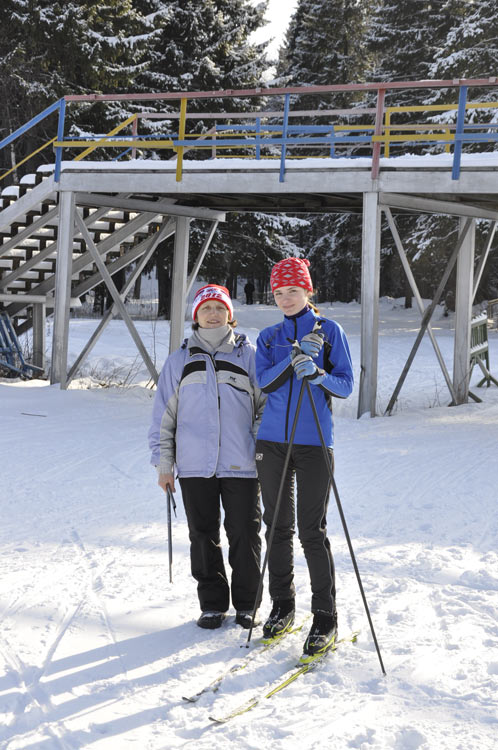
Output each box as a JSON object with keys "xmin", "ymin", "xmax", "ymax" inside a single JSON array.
[{"xmin": 0, "ymin": 168, "xmax": 166, "ymax": 334}]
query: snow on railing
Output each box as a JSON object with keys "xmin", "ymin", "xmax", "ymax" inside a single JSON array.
[{"xmin": 3, "ymin": 78, "xmax": 498, "ymax": 186}]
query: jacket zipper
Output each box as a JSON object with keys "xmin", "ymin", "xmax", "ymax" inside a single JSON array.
[
  {"xmin": 206, "ymin": 352, "xmax": 221, "ymax": 472},
  {"xmin": 284, "ymin": 318, "xmax": 297, "ymax": 441}
]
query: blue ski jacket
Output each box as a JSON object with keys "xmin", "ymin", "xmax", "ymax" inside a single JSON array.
[{"xmin": 255, "ymin": 307, "xmax": 353, "ymax": 448}]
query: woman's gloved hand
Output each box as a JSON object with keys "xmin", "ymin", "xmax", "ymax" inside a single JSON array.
[
  {"xmin": 299, "ymin": 331, "xmax": 324, "ymax": 358},
  {"xmin": 291, "ymin": 353, "xmax": 326, "ymax": 384}
]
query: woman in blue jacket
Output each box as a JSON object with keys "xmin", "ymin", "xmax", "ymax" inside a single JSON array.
[
  {"xmin": 255, "ymin": 258, "xmax": 353, "ymax": 657},
  {"xmin": 149, "ymin": 285, "xmax": 265, "ymax": 630}
]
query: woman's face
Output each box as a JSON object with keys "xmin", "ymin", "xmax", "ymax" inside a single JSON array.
[
  {"xmin": 196, "ymin": 300, "xmax": 230, "ymax": 328},
  {"xmin": 273, "ymin": 285, "xmax": 309, "ymax": 316}
]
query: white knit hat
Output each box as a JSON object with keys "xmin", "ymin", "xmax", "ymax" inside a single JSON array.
[{"xmin": 192, "ymin": 284, "xmax": 234, "ymax": 321}]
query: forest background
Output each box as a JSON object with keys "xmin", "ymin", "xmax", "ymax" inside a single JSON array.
[{"xmin": 1, "ymin": 0, "xmax": 497, "ymax": 315}]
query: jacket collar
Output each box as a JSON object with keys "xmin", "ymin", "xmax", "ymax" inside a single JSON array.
[{"xmin": 186, "ymin": 327, "xmax": 243, "ymax": 355}]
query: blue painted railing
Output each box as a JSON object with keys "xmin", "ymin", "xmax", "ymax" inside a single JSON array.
[
  {"xmin": 2, "ymin": 79, "xmax": 498, "ymax": 186},
  {"xmin": 0, "ymin": 99, "xmax": 66, "ymax": 183}
]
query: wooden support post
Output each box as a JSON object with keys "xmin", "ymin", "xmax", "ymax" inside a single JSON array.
[
  {"xmin": 51, "ymin": 191, "xmax": 75, "ymax": 387},
  {"xmin": 358, "ymin": 191, "xmax": 381, "ymax": 418},
  {"xmin": 453, "ymin": 217, "xmax": 475, "ymax": 404},
  {"xmin": 169, "ymin": 217, "xmax": 191, "ymax": 354},
  {"xmin": 32, "ymin": 302, "xmax": 46, "ymax": 371}
]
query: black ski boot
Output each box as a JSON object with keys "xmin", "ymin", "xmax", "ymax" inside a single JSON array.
[
  {"xmin": 303, "ymin": 611, "xmax": 338, "ymax": 657},
  {"xmin": 262, "ymin": 599, "xmax": 295, "ymax": 640},
  {"xmin": 235, "ymin": 610, "xmax": 261, "ymax": 629},
  {"xmin": 197, "ymin": 611, "xmax": 226, "ymax": 629}
]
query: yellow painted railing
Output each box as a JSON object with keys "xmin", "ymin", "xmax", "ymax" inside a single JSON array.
[
  {"xmin": 51, "ymin": 96, "xmax": 498, "ymax": 181},
  {"xmin": 383, "ymin": 101, "xmax": 498, "ymax": 157},
  {"xmin": 0, "ymin": 136, "xmax": 57, "ymax": 183},
  {"xmin": 73, "ymin": 113, "xmax": 139, "ymax": 160}
]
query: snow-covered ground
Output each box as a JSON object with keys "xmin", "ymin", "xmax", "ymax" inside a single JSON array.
[{"xmin": 1, "ymin": 298, "xmax": 498, "ymax": 749}]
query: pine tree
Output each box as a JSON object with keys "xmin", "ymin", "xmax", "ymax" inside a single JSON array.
[
  {"xmin": 420, "ymin": 0, "xmax": 498, "ymax": 305},
  {"xmin": 279, "ymin": 0, "xmax": 368, "ymax": 106},
  {"xmin": 134, "ymin": 0, "xmax": 269, "ymax": 132},
  {"xmin": 363, "ymin": 1, "xmax": 479, "ymax": 307},
  {"xmin": 274, "ymin": 0, "xmax": 370, "ymax": 302},
  {"xmin": 0, "ymin": 0, "xmax": 149, "ymax": 177},
  {"xmin": 129, "ymin": 1, "xmax": 290, "ymax": 316}
]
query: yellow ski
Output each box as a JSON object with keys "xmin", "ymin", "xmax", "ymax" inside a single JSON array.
[{"xmin": 209, "ymin": 631, "xmax": 359, "ymax": 723}]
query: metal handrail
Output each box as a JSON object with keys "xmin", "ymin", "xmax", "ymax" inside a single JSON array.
[
  {"xmin": 0, "ymin": 99, "xmax": 65, "ymax": 183},
  {"xmin": 0, "ymin": 136, "xmax": 57, "ymax": 183},
  {"xmin": 2, "ymin": 77, "xmax": 498, "ymax": 186}
]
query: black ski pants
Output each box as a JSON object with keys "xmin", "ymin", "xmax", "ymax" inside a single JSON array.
[
  {"xmin": 179, "ymin": 476, "xmax": 261, "ymax": 613},
  {"xmin": 256, "ymin": 440, "xmax": 336, "ymax": 615}
]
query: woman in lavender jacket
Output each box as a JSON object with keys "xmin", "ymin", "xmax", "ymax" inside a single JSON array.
[{"xmin": 148, "ymin": 285, "xmax": 265, "ymax": 630}]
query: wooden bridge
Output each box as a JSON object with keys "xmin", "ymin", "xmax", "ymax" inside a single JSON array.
[{"xmin": 1, "ymin": 78, "xmax": 498, "ymax": 416}]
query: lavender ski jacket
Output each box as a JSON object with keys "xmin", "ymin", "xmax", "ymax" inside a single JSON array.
[{"xmin": 148, "ymin": 331, "xmax": 265, "ymax": 478}]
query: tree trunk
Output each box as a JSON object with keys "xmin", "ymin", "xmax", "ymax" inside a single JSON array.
[{"xmin": 133, "ymin": 270, "xmax": 141, "ymax": 300}]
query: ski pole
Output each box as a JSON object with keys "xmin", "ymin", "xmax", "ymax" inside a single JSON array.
[
  {"xmin": 245, "ymin": 377, "xmax": 307, "ymax": 647},
  {"xmin": 304, "ymin": 378, "xmax": 386, "ymax": 676},
  {"xmin": 166, "ymin": 485, "xmax": 177, "ymax": 583}
]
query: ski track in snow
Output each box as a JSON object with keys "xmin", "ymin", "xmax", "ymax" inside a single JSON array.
[{"xmin": 1, "ymin": 300, "xmax": 498, "ymax": 749}]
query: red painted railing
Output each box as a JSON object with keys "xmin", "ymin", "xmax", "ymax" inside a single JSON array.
[{"xmin": 2, "ymin": 78, "xmax": 498, "ymax": 185}]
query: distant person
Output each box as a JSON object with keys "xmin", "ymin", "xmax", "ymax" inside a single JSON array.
[
  {"xmin": 244, "ymin": 280, "xmax": 255, "ymax": 305},
  {"xmin": 255, "ymin": 257, "xmax": 354, "ymax": 658},
  {"xmin": 148, "ymin": 285, "xmax": 265, "ymax": 629}
]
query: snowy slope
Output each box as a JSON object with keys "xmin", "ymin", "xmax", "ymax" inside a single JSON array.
[{"xmin": 1, "ymin": 299, "xmax": 497, "ymax": 749}]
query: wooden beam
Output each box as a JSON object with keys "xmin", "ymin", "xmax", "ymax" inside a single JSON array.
[
  {"xmin": 66, "ymin": 218, "xmax": 174, "ymax": 385},
  {"xmin": 383, "ymin": 207, "xmax": 457, "ymax": 403},
  {"xmin": 63, "ymin": 77, "xmax": 498, "ymax": 103},
  {"xmin": 379, "ymin": 193, "xmax": 498, "ymax": 222},
  {"xmin": 358, "ymin": 192, "xmax": 381, "ymax": 418},
  {"xmin": 186, "ymin": 221, "xmax": 219, "ymax": 296},
  {"xmin": 32, "ymin": 302, "xmax": 46, "ymax": 371},
  {"xmin": 453, "ymin": 218, "xmax": 475, "ymax": 404},
  {"xmin": 74, "ymin": 193, "xmax": 225, "ymax": 222},
  {"xmin": 50, "ymin": 192, "xmax": 75, "ymax": 387},
  {"xmin": 473, "ymin": 221, "xmax": 497, "ymax": 301},
  {"xmin": 0, "ymin": 293, "xmax": 80, "ymax": 305},
  {"xmin": 169, "ymin": 217, "xmax": 190, "ymax": 354}
]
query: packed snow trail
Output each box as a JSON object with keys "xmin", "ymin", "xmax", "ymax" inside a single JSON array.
[{"xmin": 1, "ymin": 300, "xmax": 498, "ymax": 748}]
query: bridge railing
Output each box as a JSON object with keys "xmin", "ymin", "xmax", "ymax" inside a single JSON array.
[{"xmin": 2, "ymin": 78, "xmax": 498, "ymax": 186}]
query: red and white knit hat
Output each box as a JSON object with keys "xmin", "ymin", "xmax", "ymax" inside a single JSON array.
[
  {"xmin": 270, "ymin": 257, "xmax": 313, "ymax": 293},
  {"xmin": 192, "ymin": 284, "xmax": 234, "ymax": 321}
]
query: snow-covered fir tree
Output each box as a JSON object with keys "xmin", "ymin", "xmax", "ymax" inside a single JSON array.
[
  {"xmin": 362, "ymin": 0, "xmax": 496, "ymax": 306},
  {"xmin": 129, "ymin": 1, "xmax": 297, "ymax": 314},
  {"xmin": 134, "ymin": 0, "xmax": 269, "ymax": 124},
  {"xmin": 418, "ymin": 0, "xmax": 498, "ymax": 303},
  {"xmin": 278, "ymin": 0, "xmax": 368, "ymax": 108},
  {"xmin": 0, "ymin": 0, "xmax": 149, "ymax": 173},
  {"xmin": 274, "ymin": 0, "xmax": 370, "ymax": 302}
]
